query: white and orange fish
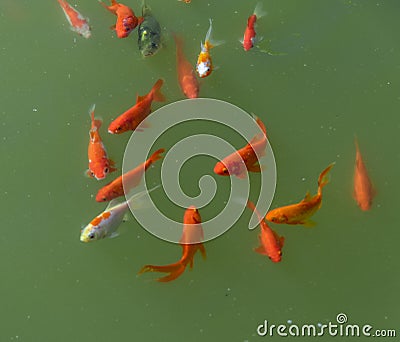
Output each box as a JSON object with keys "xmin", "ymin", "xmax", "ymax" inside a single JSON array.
[
  {"xmin": 80, "ymin": 186, "xmax": 159, "ymax": 242},
  {"xmin": 196, "ymin": 19, "xmax": 224, "ymax": 78},
  {"xmin": 57, "ymin": 0, "xmax": 91, "ymax": 39}
]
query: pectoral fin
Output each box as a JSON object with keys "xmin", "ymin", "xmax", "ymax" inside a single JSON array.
[{"xmin": 302, "ymin": 219, "xmax": 316, "ymax": 228}]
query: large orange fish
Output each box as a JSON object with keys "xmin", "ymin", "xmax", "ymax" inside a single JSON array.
[
  {"xmin": 138, "ymin": 206, "xmax": 206, "ymax": 282},
  {"xmin": 241, "ymin": 3, "xmax": 266, "ymax": 51},
  {"xmin": 99, "ymin": 0, "xmax": 143, "ymax": 38},
  {"xmin": 57, "ymin": 0, "xmax": 91, "ymax": 38},
  {"xmin": 108, "ymin": 79, "xmax": 165, "ymax": 134},
  {"xmin": 247, "ymin": 200, "xmax": 284, "ymax": 263},
  {"xmin": 214, "ymin": 116, "xmax": 267, "ymax": 178},
  {"xmin": 87, "ymin": 104, "xmax": 117, "ymax": 180},
  {"xmin": 173, "ymin": 34, "xmax": 200, "ymax": 99},
  {"xmin": 96, "ymin": 148, "xmax": 165, "ymax": 202},
  {"xmin": 354, "ymin": 137, "xmax": 375, "ymax": 211},
  {"xmin": 266, "ymin": 163, "xmax": 335, "ymax": 226}
]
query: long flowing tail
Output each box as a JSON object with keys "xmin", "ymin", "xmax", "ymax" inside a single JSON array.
[
  {"xmin": 144, "ymin": 148, "xmax": 165, "ymax": 171},
  {"xmin": 138, "ymin": 262, "xmax": 186, "ymax": 282},
  {"xmin": 317, "ymin": 162, "xmax": 335, "ymax": 195},
  {"xmin": 151, "ymin": 79, "xmax": 166, "ymax": 102}
]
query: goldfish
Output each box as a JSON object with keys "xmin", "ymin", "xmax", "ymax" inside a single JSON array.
[
  {"xmin": 87, "ymin": 104, "xmax": 116, "ymax": 180},
  {"xmin": 96, "ymin": 148, "xmax": 165, "ymax": 202},
  {"xmin": 138, "ymin": 2, "xmax": 162, "ymax": 57},
  {"xmin": 241, "ymin": 2, "xmax": 266, "ymax": 51},
  {"xmin": 57, "ymin": 0, "xmax": 91, "ymax": 39},
  {"xmin": 354, "ymin": 137, "xmax": 375, "ymax": 211},
  {"xmin": 173, "ymin": 34, "xmax": 200, "ymax": 99},
  {"xmin": 80, "ymin": 186, "xmax": 159, "ymax": 242},
  {"xmin": 99, "ymin": 0, "xmax": 143, "ymax": 38},
  {"xmin": 196, "ymin": 19, "xmax": 224, "ymax": 78},
  {"xmin": 108, "ymin": 79, "xmax": 166, "ymax": 134},
  {"xmin": 214, "ymin": 116, "xmax": 267, "ymax": 178},
  {"xmin": 138, "ymin": 206, "xmax": 206, "ymax": 282},
  {"xmin": 266, "ymin": 163, "xmax": 335, "ymax": 227},
  {"xmin": 247, "ymin": 200, "xmax": 284, "ymax": 262}
]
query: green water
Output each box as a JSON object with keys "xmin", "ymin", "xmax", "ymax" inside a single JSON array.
[{"xmin": 1, "ymin": 0, "xmax": 399, "ymax": 341}]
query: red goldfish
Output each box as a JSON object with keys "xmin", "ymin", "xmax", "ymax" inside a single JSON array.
[
  {"xmin": 99, "ymin": 0, "xmax": 143, "ymax": 38},
  {"xmin": 96, "ymin": 148, "xmax": 165, "ymax": 202},
  {"xmin": 196, "ymin": 19, "xmax": 224, "ymax": 78},
  {"xmin": 173, "ymin": 34, "xmax": 200, "ymax": 99},
  {"xmin": 87, "ymin": 104, "xmax": 117, "ymax": 180},
  {"xmin": 247, "ymin": 200, "xmax": 284, "ymax": 262},
  {"xmin": 241, "ymin": 2, "xmax": 266, "ymax": 51},
  {"xmin": 354, "ymin": 137, "xmax": 375, "ymax": 211},
  {"xmin": 214, "ymin": 116, "xmax": 267, "ymax": 178},
  {"xmin": 138, "ymin": 206, "xmax": 206, "ymax": 282},
  {"xmin": 108, "ymin": 79, "xmax": 165, "ymax": 134},
  {"xmin": 266, "ymin": 163, "xmax": 335, "ymax": 226},
  {"xmin": 57, "ymin": 0, "xmax": 91, "ymax": 38}
]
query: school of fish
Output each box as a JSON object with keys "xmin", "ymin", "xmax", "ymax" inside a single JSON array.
[{"xmin": 57, "ymin": 1, "xmax": 376, "ymax": 282}]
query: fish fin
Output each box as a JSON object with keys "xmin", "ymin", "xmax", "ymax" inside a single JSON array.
[
  {"xmin": 199, "ymin": 244, "xmax": 207, "ymax": 260},
  {"xmin": 301, "ymin": 191, "xmax": 312, "ymax": 203},
  {"xmin": 239, "ymin": 38, "xmax": 244, "ymax": 44},
  {"xmin": 302, "ymin": 220, "xmax": 316, "ymax": 228},
  {"xmin": 152, "ymin": 79, "xmax": 166, "ymax": 102},
  {"xmin": 137, "ymin": 16, "xmax": 144, "ymax": 25},
  {"xmin": 254, "ymin": 245, "xmax": 267, "ymax": 255},
  {"xmin": 85, "ymin": 169, "xmax": 94, "ymax": 178},
  {"xmin": 149, "ymin": 148, "xmax": 165, "ymax": 164},
  {"xmin": 109, "ymin": 232, "xmax": 120, "ymax": 239},
  {"xmin": 122, "ymin": 213, "xmax": 130, "ymax": 222},
  {"xmin": 138, "ymin": 262, "xmax": 186, "ymax": 282},
  {"xmin": 109, "ymin": 24, "xmax": 116, "ymax": 31},
  {"xmin": 279, "ymin": 236, "xmax": 285, "ymax": 247},
  {"xmin": 204, "ymin": 18, "xmax": 224, "ymax": 49},
  {"xmin": 254, "ymin": 2, "xmax": 267, "ymax": 18},
  {"xmin": 318, "ymin": 162, "xmax": 335, "ymax": 193},
  {"xmin": 136, "ymin": 94, "xmax": 146, "ymax": 103},
  {"xmin": 127, "ymin": 184, "xmax": 161, "ymax": 210}
]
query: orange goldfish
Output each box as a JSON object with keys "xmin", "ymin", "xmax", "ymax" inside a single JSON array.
[
  {"xmin": 266, "ymin": 163, "xmax": 335, "ymax": 226},
  {"xmin": 96, "ymin": 148, "xmax": 165, "ymax": 202},
  {"xmin": 247, "ymin": 200, "xmax": 284, "ymax": 262},
  {"xmin": 108, "ymin": 79, "xmax": 165, "ymax": 134},
  {"xmin": 196, "ymin": 19, "xmax": 224, "ymax": 78},
  {"xmin": 354, "ymin": 137, "xmax": 375, "ymax": 211},
  {"xmin": 57, "ymin": 0, "xmax": 91, "ymax": 38},
  {"xmin": 99, "ymin": 0, "xmax": 143, "ymax": 38},
  {"xmin": 87, "ymin": 104, "xmax": 117, "ymax": 180},
  {"xmin": 214, "ymin": 116, "xmax": 267, "ymax": 178},
  {"xmin": 138, "ymin": 206, "xmax": 206, "ymax": 282},
  {"xmin": 241, "ymin": 3, "xmax": 266, "ymax": 51},
  {"xmin": 173, "ymin": 34, "xmax": 200, "ymax": 99}
]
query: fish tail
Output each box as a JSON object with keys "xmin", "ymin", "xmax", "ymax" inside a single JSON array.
[
  {"xmin": 151, "ymin": 79, "xmax": 166, "ymax": 102},
  {"xmin": 144, "ymin": 148, "xmax": 165, "ymax": 170},
  {"xmin": 246, "ymin": 200, "xmax": 263, "ymax": 223},
  {"xmin": 138, "ymin": 262, "xmax": 186, "ymax": 282},
  {"xmin": 88, "ymin": 104, "xmax": 102, "ymax": 130},
  {"xmin": 254, "ymin": 2, "xmax": 267, "ymax": 18},
  {"xmin": 252, "ymin": 115, "xmax": 267, "ymax": 136},
  {"xmin": 317, "ymin": 162, "xmax": 335, "ymax": 195},
  {"xmin": 204, "ymin": 18, "xmax": 224, "ymax": 49}
]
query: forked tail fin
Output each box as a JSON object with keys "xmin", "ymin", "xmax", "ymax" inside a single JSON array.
[
  {"xmin": 318, "ymin": 162, "xmax": 335, "ymax": 195},
  {"xmin": 151, "ymin": 79, "xmax": 166, "ymax": 102},
  {"xmin": 138, "ymin": 262, "xmax": 186, "ymax": 282}
]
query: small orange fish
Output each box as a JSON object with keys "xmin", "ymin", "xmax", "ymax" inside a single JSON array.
[
  {"xmin": 87, "ymin": 104, "xmax": 117, "ymax": 180},
  {"xmin": 96, "ymin": 148, "xmax": 165, "ymax": 202},
  {"xmin": 179, "ymin": 0, "xmax": 191, "ymax": 3},
  {"xmin": 354, "ymin": 137, "xmax": 375, "ymax": 211},
  {"xmin": 196, "ymin": 19, "xmax": 224, "ymax": 78},
  {"xmin": 108, "ymin": 79, "xmax": 166, "ymax": 134},
  {"xmin": 138, "ymin": 206, "xmax": 206, "ymax": 282},
  {"xmin": 173, "ymin": 33, "xmax": 200, "ymax": 99},
  {"xmin": 266, "ymin": 163, "xmax": 335, "ymax": 226},
  {"xmin": 247, "ymin": 200, "xmax": 284, "ymax": 263},
  {"xmin": 241, "ymin": 2, "xmax": 266, "ymax": 51},
  {"xmin": 214, "ymin": 116, "xmax": 267, "ymax": 178},
  {"xmin": 99, "ymin": 0, "xmax": 143, "ymax": 38},
  {"xmin": 57, "ymin": 0, "xmax": 91, "ymax": 38}
]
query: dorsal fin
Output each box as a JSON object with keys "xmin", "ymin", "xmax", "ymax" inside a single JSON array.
[{"xmin": 301, "ymin": 191, "xmax": 312, "ymax": 203}]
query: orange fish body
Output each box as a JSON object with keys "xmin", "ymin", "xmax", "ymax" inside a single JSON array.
[
  {"xmin": 173, "ymin": 34, "xmax": 200, "ymax": 99},
  {"xmin": 138, "ymin": 206, "xmax": 206, "ymax": 282},
  {"xmin": 247, "ymin": 201, "xmax": 284, "ymax": 262},
  {"xmin": 96, "ymin": 148, "xmax": 165, "ymax": 202},
  {"xmin": 108, "ymin": 79, "xmax": 165, "ymax": 134},
  {"xmin": 242, "ymin": 3, "xmax": 265, "ymax": 51},
  {"xmin": 353, "ymin": 138, "xmax": 375, "ymax": 211},
  {"xmin": 266, "ymin": 163, "xmax": 335, "ymax": 226},
  {"xmin": 214, "ymin": 117, "xmax": 267, "ymax": 178},
  {"xmin": 100, "ymin": 0, "xmax": 143, "ymax": 38},
  {"xmin": 87, "ymin": 105, "xmax": 117, "ymax": 180},
  {"xmin": 58, "ymin": 0, "xmax": 91, "ymax": 38}
]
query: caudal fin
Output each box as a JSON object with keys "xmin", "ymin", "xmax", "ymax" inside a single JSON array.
[
  {"xmin": 151, "ymin": 79, "xmax": 166, "ymax": 102},
  {"xmin": 138, "ymin": 262, "xmax": 186, "ymax": 282},
  {"xmin": 204, "ymin": 18, "xmax": 225, "ymax": 49},
  {"xmin": 144, "ymin": 148, "xmax": 165, "ymax": 170},
  {"xmin": 88, "ymin": 104, "xmax": 102, "ymax": 130},
  {"xmin": 317, "ymin": 162, "xmax": 335, "ymax": 195},
  {"xmin": 254, "ymin": 2, "xmax": 267, "ymax": 18}
]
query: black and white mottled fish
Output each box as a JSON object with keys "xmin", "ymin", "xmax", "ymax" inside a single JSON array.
[{"xmin": 137, "ymin": 2, "xmax": 162, "ymax": 57}]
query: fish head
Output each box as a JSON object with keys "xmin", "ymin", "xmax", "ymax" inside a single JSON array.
[
  {"xmin": 90, "ymin": 162, "xmax": 111, "ymax": 180},
  {"xmin": 196, "ymin": 61, "xmax": 212, "ymax": 78},
  {"xmin": 95, "ymin": 190, "xmax": 109, "ymax": 202},
  {"xmin": 138, "ymin": 26, "xmax": 161, "ymax": 57},
  {"xmin": 117, "ymin": 16, "xmax": 137, "ymax": 38},
  {"xmin": 108, "ymin": 119, "xmax": 128, "ymax": 134},
  {"xmin": 265, "ymin": 211, "xmax": 287, "ymax": 224},
  {"xmin": 183, "ymin": 81, "xmax": 199, "ymax": 99},
  {"xmin": 268, "ymin": 250, "xmax": 282, "ymax": 263},
  {"xmin": 213, "ymin": 161, "xmax": 230, "ymax": 176},
  {"xmin": 80, "ymin": 225, "xmax": 101, "ymax": 243}
]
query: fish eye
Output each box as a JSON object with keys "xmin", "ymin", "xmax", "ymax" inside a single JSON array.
[
  {"xmin": 88, "ymin": 232, "xmax": 95, "ymax": 240},
  {"xmin": 104, "ymin": 167, "xmax": 109, "ymax": 174}
]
